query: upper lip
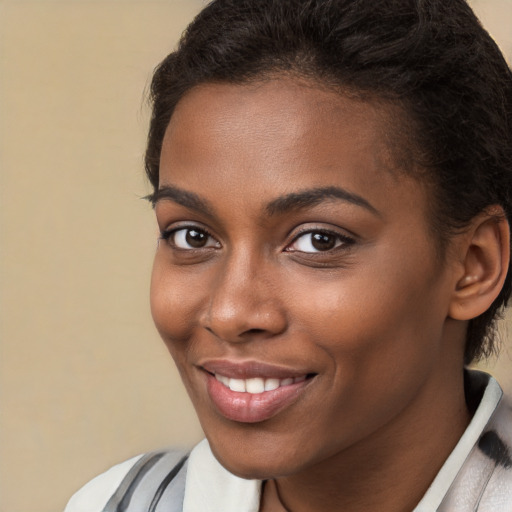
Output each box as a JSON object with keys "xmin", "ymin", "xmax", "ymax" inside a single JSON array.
[{"xmin": 200, "ymin": 359, "xmax": 315, "ymax": 380}]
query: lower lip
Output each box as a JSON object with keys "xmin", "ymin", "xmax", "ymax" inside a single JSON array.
[{"xmin": 205, "ymin": 373, "xmax": 312, "ymax": 423}]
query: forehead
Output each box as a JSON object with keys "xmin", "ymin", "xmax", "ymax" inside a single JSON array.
[
  {"xmin": 159, "ymin": 78, "xmax": 426, "ymax": 223},
  {"xmin": 164, "ymin": 79, "xmax": 401, "ymax": 171}
]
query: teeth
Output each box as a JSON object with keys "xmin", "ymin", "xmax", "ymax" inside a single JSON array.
[
  {"xmin": 264, "ymin": 378, "xmax": 280, "ymax": 391},
  {"xmin": 246, "ymin": 378, "xmax": 265, "ymax": 394},
  {"xmin": 228, "ymin": 378, "xmax": 246, "ymax": 392},
  {"xmin": 217, "ymin": 374, "xmax": 230, "ymax": 387},
  {"xmin": 215, "ymin": 374, "xmax": 306, "ymax": 394}
]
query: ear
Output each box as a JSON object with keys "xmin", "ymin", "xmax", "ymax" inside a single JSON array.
[{"xmin": 449, "ymin": 207, "xmax": 510, "ymax": 321}]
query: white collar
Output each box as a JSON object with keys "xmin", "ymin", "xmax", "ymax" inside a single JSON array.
[
  {"xmin": 414, "ymin": 372, "xmax": 502, "ymax": 511},
  {"xmin": 183, "ymin": 371, "xmax": 502, "ymax": 512},
  {"xmin": 183, "ymin": 439, "xmax": 261, "ymax": 512}
]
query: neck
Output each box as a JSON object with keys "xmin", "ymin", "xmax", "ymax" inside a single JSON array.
[{"xmin": 260, "ymin": 365, "xmax": 471, "ymax": 512}]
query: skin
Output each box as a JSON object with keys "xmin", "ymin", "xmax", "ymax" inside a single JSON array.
[{"xmin": 150, "ymin": 79, "xmax": 473, "ymax": 512}]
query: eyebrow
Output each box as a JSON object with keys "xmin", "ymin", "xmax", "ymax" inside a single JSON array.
[
  {"xmin": 147, "ymin": 185, "xmax": 215, "ymax": 218},
  {"xmin": 148, "ymin": 184, "xmax": 380, "ymax": 219},
  {"xmin": 265, "ymin": 186, "xmax": 381, "ymax": 217}
]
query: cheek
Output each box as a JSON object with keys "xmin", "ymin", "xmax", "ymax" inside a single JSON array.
[
  {"xmin": 150, "ymin": 254, "xmax": 203, "ymax": 350},
  {"xmin": 288, "ymin": 250, "xmax": 445, "ymax": 369},
  {"xmin": 287, "ymin": 273, "xmax": 444, "ymax": 446}
]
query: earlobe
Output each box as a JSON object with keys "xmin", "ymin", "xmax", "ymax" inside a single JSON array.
[{"xmin": 449, "ymin": 207, "xmax": 510, "ymax": 321}]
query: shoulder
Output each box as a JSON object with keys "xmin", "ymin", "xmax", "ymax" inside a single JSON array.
[
  {"xmin": 479, "ymin": 391, "xmax": 512, "ymax": 508},
  {"xmin": 64, "ymin": 449, "xmax": 189, "ymax": 512},
  {"xmin": 64, "ymin": 455, "xmax": 144, "ymax": 512},
  {"xmin": 462, "ymin": 390, "xmax": 512, "ymax": 511},
  {"xmin": 438, "ymin": 378, "xmax": 512, "ymax": 512}
]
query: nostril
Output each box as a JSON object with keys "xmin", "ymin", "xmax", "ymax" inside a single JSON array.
[
  {"xmin": 202, "ymin": 303, "xmax": 287, "ymax": 342},
  {"xmin": 204, "ymin": 326, "xmax": 266, "ymax": 338},
  {"xmin": 245, "ymin": 328, "xmax": 266, "ymax": 335},
  {"xmin": 240, "ymin": 328, "xmax": 270, "ymax": 338}
]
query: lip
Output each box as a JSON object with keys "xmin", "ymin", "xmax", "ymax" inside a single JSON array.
[
  {"xmin": 199, "ymin": 359, "xmax": 316, "ymax": 423},
  {"xmin": 201, "ymin": 359, "xmax": 311, "ymax": 379}
]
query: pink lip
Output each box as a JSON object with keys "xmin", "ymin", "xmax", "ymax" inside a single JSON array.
[
  {"xmin": 201, "ymin": 359, "xmax": 310, "ymax": 379},
  {"xmin": 200, "ymin": 360, "xmax": 315, "ymax": 423}
]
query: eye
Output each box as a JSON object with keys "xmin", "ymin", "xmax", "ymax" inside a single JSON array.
[
  {"xmin": 287, "ymin": 230, "xmax": 353, "ymax": 253},
  {"xmin": 160, "ymin": 227, "xmax": 220, "ymax": 250}
]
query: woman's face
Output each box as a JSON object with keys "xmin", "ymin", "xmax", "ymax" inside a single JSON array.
[{"xmin": 150, "ymin": 79, "xmax": 462, "ymax": 479}]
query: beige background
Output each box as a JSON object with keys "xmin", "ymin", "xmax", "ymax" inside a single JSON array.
[{"xmin": 0, "ymin": 1, "xmax": 511, "ymax": 511}]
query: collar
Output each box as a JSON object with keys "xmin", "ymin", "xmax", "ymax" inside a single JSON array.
[
  {"xmin": 414, "ymin": 370, "xmax": 502, "ymax": 511},
  {"xmin": 183, "ymin": 440, "xmax": 261, "ymax": 512}
]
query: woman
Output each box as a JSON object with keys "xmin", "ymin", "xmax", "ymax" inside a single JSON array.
[{"xmin": 65, "ymin": 0, "xmax": 512, "ymax": 510}]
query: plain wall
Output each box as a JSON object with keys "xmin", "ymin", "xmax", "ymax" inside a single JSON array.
[{"xmin": 0, "ymin": 1, "xmax": 511, "ymax": 511}]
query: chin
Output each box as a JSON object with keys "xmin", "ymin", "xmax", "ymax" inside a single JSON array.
[{"xmin": 205, "ymin": 428, "xmax": 316, "ymax": 480}]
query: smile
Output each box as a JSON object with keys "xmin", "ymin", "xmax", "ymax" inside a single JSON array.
[
  {"xmin": 200, "ymin": 363, "xmax": 316, "ymax": 423},
  {"xmin": 214, "ymin": 373, "xmax": 307, "ymax": 394}
]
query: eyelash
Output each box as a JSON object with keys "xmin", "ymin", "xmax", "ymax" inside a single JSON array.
[
  {"xmin": 286, "ymin": 228, "xmax": 355, "ymax": 254},
  {"xmin": 159, "ymin": 225, "xmax": 355, "ymax": 254},
  {"xmin": 159, "ymin": 225, "xmax": 219, "ymax": 250}
]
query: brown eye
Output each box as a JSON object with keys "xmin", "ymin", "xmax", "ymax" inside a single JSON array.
[
  {"xmin": 287, "ymin": 230, "xmax": 353, "ymax": 253},
  {"xmin": 311, "ymin": 232, "xmax": 336, "ymax": 251},
  {"xmin": 170, "ymin": 227, "xmax": 220, "ymax": 249},
  {"xmin": 185, "ymin": 229, "xmax": 208, "ymax": 248}
]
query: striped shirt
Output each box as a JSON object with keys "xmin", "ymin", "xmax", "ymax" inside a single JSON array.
[{"xmin": 64, "ymin": 370, "xmax": 512, "ymax": 512}]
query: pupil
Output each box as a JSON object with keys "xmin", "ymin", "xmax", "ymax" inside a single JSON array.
[
  {"xmin": 186, "ymin": 229, "xmax": 207, "ymax": 248},
  {"xmin": 311, "ymin": 233, "xmax": 335, "ymax": 251}
]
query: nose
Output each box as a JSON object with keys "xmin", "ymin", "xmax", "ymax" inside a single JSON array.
[{"xmin": 200, "ymin": 251, "xmax": 287, "ymax": 343}]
